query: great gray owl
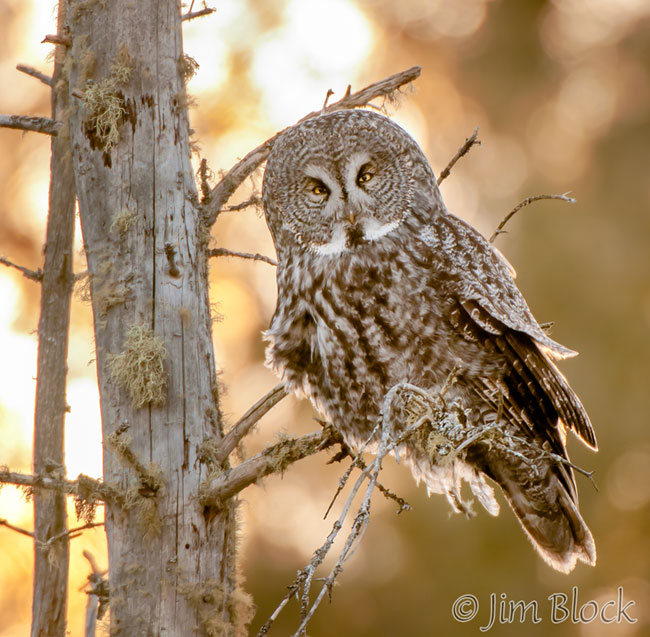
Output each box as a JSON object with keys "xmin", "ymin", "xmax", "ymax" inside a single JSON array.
[{"xmin": 262, "ymin": 109, "xmax": 597, "ymax": 573}]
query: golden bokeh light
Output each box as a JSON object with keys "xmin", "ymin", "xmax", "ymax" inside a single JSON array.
[{"xmin": 1, "ymin": 0, "xmax": 649, "ymax": 634}]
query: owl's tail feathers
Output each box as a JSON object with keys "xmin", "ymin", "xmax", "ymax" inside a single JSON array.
[{"xmin": 494, "ymin": 466, "xmax": 596, "ymax": 573}]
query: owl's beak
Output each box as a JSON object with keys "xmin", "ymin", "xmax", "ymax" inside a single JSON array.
[{"xmin": 348, "ymin": 211, "xmax": 355, "ymax": 224}]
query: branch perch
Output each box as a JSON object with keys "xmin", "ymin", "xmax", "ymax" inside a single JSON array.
[
  {"xmin": 0, "ymin": 256, "xmax": 43, "ymax": 281},
  {"xmin": 0, "ymin": 468, "xmax": 118, "ymax": 503},
  {"xmin": 0, "ymin": 114, "xmax": 60, "ymax": 136},
  {"xmin": 204, "ymin": 65, "xmax": 422, "ymax": 225},
  {"xmin": 16, "ymin": 64, "xmax": 53, "ymax": 87},
  {"xmin": 181, "ymin": 6, "xmax": 215, "ymax": 21},
  {"xmin": 0, "ymin": 518, "xmax": 34, "ymax": 538},
  {"xmin": 201, "ymin": 426, "xmax": 342, "ymax": 506},
  {"xmin": 208, "ymin": 248, "xmax": 277, "ymax": 267},
  {"xmin": 213, "ymin": 383, "xmax": 288, "ymax": 464}
]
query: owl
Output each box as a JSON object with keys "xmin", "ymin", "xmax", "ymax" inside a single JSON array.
[{"xmin": 262, "ymin": 109, "xmax": 597, "ymax": 573}]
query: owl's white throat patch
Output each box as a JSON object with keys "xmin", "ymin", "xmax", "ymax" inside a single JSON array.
[
  {"xmin": 362, "ymin": 218, "xmax": 401, "ymax": 241},
  {"xmin": 312, "ymin": 226, "xmax": 348, "ymax": 256},
  {"xmin": 312, "ymin": 219, "xmax": 400, "ymax": 256}
]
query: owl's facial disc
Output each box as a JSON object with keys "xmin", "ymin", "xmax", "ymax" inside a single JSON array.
[{"xmin": 304, "ymin": 153, "xmax": 405, "ymax": 256}]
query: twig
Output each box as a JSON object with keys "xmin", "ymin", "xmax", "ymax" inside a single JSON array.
[
  {"xmin": 321, "ymin": 88, "xmax": 335, "ymax": 111},
  {"xmin": 221, "ymin": 196, "xmax": 261, "ymax": 213},
  {"xmin": 322, "ymin": 454, "xmax": 365, "ymax": 520},
  {"xmin": 437, "ymin": 127, "xmax": 480, "ymax": 185},
  {"xmin": 292, "ymin": 393, "xmax": 400, "ymax": 635},
  {"xmin": 204, "ymin": 65, "xmax": 422, "ymax": 226},
  {"xmin": 0, "ymin": 256, "xmax": 43, "ymax": 281},
  {"xmin": 0, "ymin": 468, "xmax": 118, "ymax": 503},
  {"xmin": 83, "ymin": 550, "xmax": 109, "ymax": 636},
  {"xmin": 0, "ymin": 517, "xmax": 102, "ymax": 547},
  {"xmin": 208, "ymin": 248, "xmax": 277, "ymax": 267},
  {"xmin": 41, "ymin": 522, "xmax": 104, "ymax": 547},
  {"xmin": 181, "ymin": 6, "xmax": 215, "ymax": 21},
  {"xmin": 213, "ymin": 384, "xmax": 288, "ymax": 464},
  {"xmin": 16, "ymin": 64, "xmax": 53, "ymax": 87},
  {"xmin": 0, "ymin": 518, "xmax": 34, "ymax": 538},
  {"xmin": 200, "ymin": 426, "xmax": 341, "ymax": 506},
  {"xmin": 489, "ymin": 193, "xmax": 576, "ymax": 244},
  {"xmin": 346, "ymin": 456, "xmax": 412, "ymax": 514},
  {"xmin": 260, "ymin": 390, "xmax": 405, "ymax": 636},
  {"xmin": 42, "ymin": 34, "xmax": 71, "ymax": 46},
  {"xmin": 0, "ymin": 114, "xmax": 60, "ymax": 136}
]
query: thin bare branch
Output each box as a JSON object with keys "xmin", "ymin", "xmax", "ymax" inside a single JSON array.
[
  {"xmin": 221, "ymin": 196, "xmax": 261, "ymax": 212},
  {"xmin": 42, "ymin": 34, "xmax": 71, "ymax": 46},
  {"xmin": 489, "ymin": 193, "xmax": 576, "ymax": 244},
  {"xmin": 348, "ymin": 456, "xmax": 412, "ymax": 514},
  {"xmin": 0, "ymin": 256, "xmax": 43, "ymax": 281},
  {"xmin": 0, "ymin": 114, "xmax": 60, "ymax": 136},
  {"xmin": 0, "ymin": 468, "xmax": 118, "ymax": 503},
  {"xmin": 208, "ymin": 248, "xmax": 277, "ymax": 267},
  {"xmin": 293, "ymin": 390, "xmax": 402, "ymax": 635},
  {"xmin": 181, "ymin": 6, "xmax": 215, "ymax": 21},
  {"xmin": 83, "ymin": 550, "xmax": 109, "ymax": 635},
  {"xmin": 0, "ymin": 518, "xmax": 34, "ymax": 538},
  {"xmin": 204, "ymin": 65, "xmax": 422, "ymax": 226},
  {"xmin": 321, "ymin": 88, "xmax": 335, "ymax": 110},
  {"xmin": 41, "ymin": 522, "xmax": 104, "ymax": 548},
  {"xmin": 16, "ymin": 64, "xmax": 53, "ymax": 87},
  {"xmin": 213, "ymin": 384, "xmax": 288, "ymax": 464},
  {"xmin": 259, "ymin": 391, "xmax": 403, "ymax": 636},
  {"xmin": 201, "ymin": 426, "xmax": 342, "ymax": 506},
  {"xmin": 437, "ymin": 127, "xmax": 481, "ymax": 185}
]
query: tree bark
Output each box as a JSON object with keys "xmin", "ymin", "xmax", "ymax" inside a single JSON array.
[
  {"xmin": 65, "ymin": 1, "xmax": 241, "ymax": 633},
  {"xmin": 31, "ymin": 2, "xmax": 75, "ymax": 635}
]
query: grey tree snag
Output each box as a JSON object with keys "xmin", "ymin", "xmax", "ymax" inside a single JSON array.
[
  {"xmin": 65, "ymin": 1, "xmax": 240, "ymax": 634},
  {"xmin": 31, "ymin": 3, "xmax": 75, "ymax": 635}
]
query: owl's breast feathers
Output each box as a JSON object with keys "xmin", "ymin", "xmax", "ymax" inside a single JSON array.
[{"xmin": 266, "ymin": 208, "xmax": 594, "ymax": 446}]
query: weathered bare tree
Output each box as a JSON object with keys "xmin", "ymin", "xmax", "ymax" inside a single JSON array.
[{"xmin": 31, "ymin": 1, "xmax": 76, "ymax": 633}]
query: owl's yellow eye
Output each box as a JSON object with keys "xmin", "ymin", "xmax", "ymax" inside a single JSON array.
[
  {"xmin": 312, "ymin": 184, "xmax": 328, "ymax": 196},
  {"xmin": 356, "ymin": 170, "xmax": 373, "ymax": 185}
]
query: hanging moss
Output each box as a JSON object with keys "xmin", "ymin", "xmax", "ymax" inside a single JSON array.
[
  {"xmin": 82, "ymin": 44, "xmax": 133, "ymax": 151},
  {"xmin": 108, "ymin": 324, "xmax": 167, "ymax": 408}
]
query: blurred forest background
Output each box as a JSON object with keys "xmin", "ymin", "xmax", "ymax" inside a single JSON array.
[{"xmin": 1, "ymin": 0, "xmax": 649, "ymax": 635}]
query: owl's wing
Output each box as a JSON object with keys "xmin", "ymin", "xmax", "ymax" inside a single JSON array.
[
  {"xmin": 419, "ymin": 211, "xmax": 596, "ymax": 451},
  {"xmin": 420, "ymin": 212, "xmax": 576, "ymax": 359}
]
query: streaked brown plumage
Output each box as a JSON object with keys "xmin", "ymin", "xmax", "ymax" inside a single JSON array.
[{"xmin": 262, "ymin": 109, "xmax": 597, "ymax": 573}]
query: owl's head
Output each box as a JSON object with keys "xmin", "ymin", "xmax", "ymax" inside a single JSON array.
[{"xmin": 263, "ymin": 109, "xmax": 440, "ymax": 256}]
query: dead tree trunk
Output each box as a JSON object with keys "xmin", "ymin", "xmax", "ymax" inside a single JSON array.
[
  {"xmin": 64, "ymin": 1, "xmax": 241, "ymax": 633},
  {"xmin": 31, "ymin": 3, "xmax": 75, "ymax": 635}
]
